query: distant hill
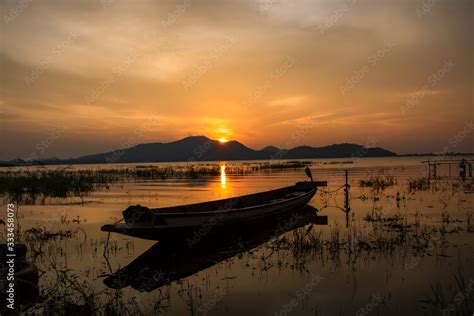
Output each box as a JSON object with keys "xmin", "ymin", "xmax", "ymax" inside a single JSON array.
[
  {"xmin": 67, "ymin": 136, "xmax": 397, "ymax": 164},
  {"xmin": 2, "ymin": 136, "xmax": 398, "ymax": 166}
]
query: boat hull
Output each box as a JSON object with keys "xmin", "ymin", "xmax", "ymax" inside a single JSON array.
[
  {"xmin": 102, "ymin": 188, "xmax": 316, "ymax": 240},
  {"xmin": 101, "ymin": 181, "xmax": 325, "ymax": 240},
  {"xmin": 161, "ymin": 187, "xmax": 316, "ymax": 227}
]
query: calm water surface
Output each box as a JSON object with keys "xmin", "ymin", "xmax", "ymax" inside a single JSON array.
[{"xmin": 1, "ymin": 157, "xmax": 473, "ymax": 315}]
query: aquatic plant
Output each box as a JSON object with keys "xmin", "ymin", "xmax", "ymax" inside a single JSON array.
[
  {"xmin": 0, "ymin": 170, "xmax": 117, "ymax": 203},
  {"xmin": 363, "ymin": 213, "xmax": 404, "ymax": 223},
  {"xmin": 359, "ymin": 174, "xmax": 396, "ymax": 191},
  {"xmin": 421, "ymin": 271, "xmax": 473, "ymax": 316},
  {"xmin": 24, "ymin": 227, "xmax": 74, "ymax": 242},
  {"xmin": 0, "ymin": 160, "xmax": 318, "ymax": 204},
  {"xmin": 407, "ymin": 177, "xmax": 430, "ymax": 192},
  {"xmin": 13, "ymin": 224, "xmax": 145, "ymax": 316}
]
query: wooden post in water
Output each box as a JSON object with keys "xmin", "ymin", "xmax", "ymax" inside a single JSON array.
[
  {"xmin": 427, "ymin": 162, "xmax": 431, "ymax": 184},
  {"xmin": 344, "ymin": 170, "xmax": 351, "ymax": 227}
]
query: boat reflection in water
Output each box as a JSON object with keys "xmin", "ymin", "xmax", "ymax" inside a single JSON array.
[{"xmin": 104, "ymin": 205, "xmax": 327, "ymax": 292}]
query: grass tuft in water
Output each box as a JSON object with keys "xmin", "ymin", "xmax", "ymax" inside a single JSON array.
[{"xmin": 359, "ymin": 174, "xmax": 396, "ymax": 191}]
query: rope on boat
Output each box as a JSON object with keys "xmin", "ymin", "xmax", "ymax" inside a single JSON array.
[
  {"xmin": 112, "ymin": 217, "xmax": 124, "ymax": 224},
  {"xmin": 318, "ymin": 185, "xmax": 345, "ymax": 194},
  {"xmin": 318, "ymin": 205, "xmax": 346, "ymax": 212}
]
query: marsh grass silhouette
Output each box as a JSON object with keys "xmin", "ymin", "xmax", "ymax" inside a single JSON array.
[{"xmin": 0, "ymin": 161, "xmax": 318, "ymax": 203}]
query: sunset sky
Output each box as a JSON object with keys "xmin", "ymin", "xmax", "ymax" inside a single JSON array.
[{"xmin": 1, "ymin": 0, "xmax": 472, "ymax": 160}]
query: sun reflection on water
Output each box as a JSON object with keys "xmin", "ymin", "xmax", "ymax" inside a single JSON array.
[{"xmin": 220, "ymin": 164, "xmax": 226, "ymax": 188}]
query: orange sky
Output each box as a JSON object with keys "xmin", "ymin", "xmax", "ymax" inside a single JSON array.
[{"xmin": 0, "ymin": 0, "xmax": 473, "ymax": 159}]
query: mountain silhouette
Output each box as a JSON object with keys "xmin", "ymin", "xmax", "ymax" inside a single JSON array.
[{"xmin": 70, "ymin": 136, "xmax": 396, "ymax": 164}]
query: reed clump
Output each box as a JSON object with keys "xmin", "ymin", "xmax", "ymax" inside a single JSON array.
[
  {"xmin": 359, "ymin": 175, "xmax": 396, "ymax": 191},
  {"xmin": 421, "ymin": 271, "xmax": 473, "ymax": 316},
  {"xmin": 259, "ymin": 160, "xmax": 313, "ymax": 170},
  {"xmin": 407, "ymin": 177, "xmax": 430, "ymax": 192},
  {"xmin": 14, "ymin": 222, "xmax": 145, "ymax": 315},
  {"xmin": 0, "ymin": 161, "xmax": 316, "ymax": 203},
  {"xmin": 26, "ymin": 269, "xmax": 145, "ymax": 316},
  {"xmin": 0, "ymin": 170, "xmax": 117, "ymax": 203},
  {"xmin": 133, "ymin": 165, "xmax": 221, "ymax": 179},
  {"xmin": 24, "ymin": 227, "xmax": 74, "ymax": 242}
]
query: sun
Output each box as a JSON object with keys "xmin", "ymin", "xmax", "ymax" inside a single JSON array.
[{"xmin": 218, "ymin": 137, "xmax": 228, "ymax": 143}]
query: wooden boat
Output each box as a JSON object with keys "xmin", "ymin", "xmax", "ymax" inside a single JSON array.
[
  {"xmin": 104, "ymin": 205, "xmax": 326, "ymax": 291},
  {"xmin": 101, "ymin": 178, "xmax": 327, "ymax": 240}
]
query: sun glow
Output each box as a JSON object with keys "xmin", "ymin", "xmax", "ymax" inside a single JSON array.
[{"xmin": 218, "ymin": 137, "xmax": 228, "ymax": 143}]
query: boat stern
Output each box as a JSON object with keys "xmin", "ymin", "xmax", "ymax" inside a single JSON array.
[{"xmin": 101, "ymin": 223, "xmax": 128, "ymax": 234}]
